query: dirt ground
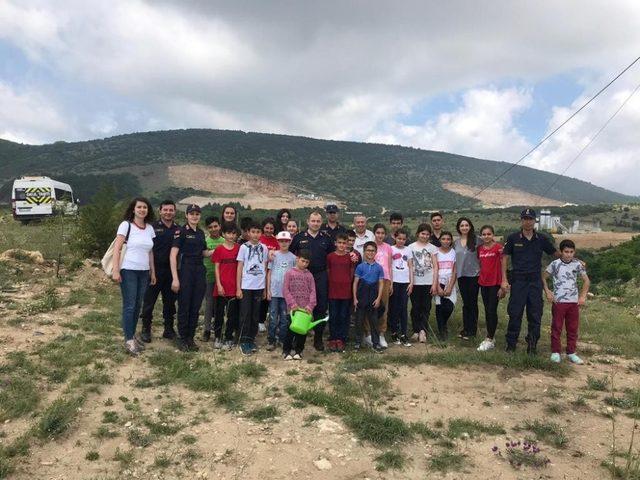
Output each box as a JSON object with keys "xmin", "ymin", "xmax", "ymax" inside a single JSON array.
[
  {"xmin": 1, "ymin": 258, "xmax": 639, "ymax": 480},
  {"xmin": 554, "ymin": 232, "xmax": 638, "ymax": 249},
  {"xmin": 443, "ymin": 182, "xmax": 564, "ymax": 207}
]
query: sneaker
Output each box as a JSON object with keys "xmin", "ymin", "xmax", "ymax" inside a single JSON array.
[
  {"xmin": 258, "ymin": 323, "xmax": 267, "ymax": 333},
  {"xmin": 458, "ymin": 330, "xmax": 470, "ymax": 340},
  {"xmin": 353, "ymin": 343, "xmax": 361, "ymax": 351},
  {"xmin": 240, "ymin": 343, "xmax": 252, "ymax": 356},
  {"xmin": 550, "ymin": 352, "xmax": 561, "ymax": 363},
  {"xmin": 162, "ymin": 328, "xmax": 177, "ymax": 340},
  {"xmin": 125, "ymin": 339, "xmax": 140, "ymax": 356},
  {"xmin": 419, "ymin": 330, "xmax": 427, "ymax": 343},
  {"xmin": 335, "ymin": 340, "xmax": 345, "ymax": 352},
  {"xmin": 379, "ymin": 335, "xmax": 388, "ymax": 349},
  {"xmin": 186, "ymin": 338, "xmax": 199, "ymax": 352},
  {"xmin": 390, "ymin": 332, "xmax": 399, "ymax": 343},
  {"xmin": 410, "ymin": 332, "xmax": 419, "ymax": 341},
  {"xmin": 363, "ymin": 335, "xmax": 373, "ymax": 347},
  {"xmin": 223, "ymin": 340, "xmax": 234, "ymax": 351},
  {"xmin": 293, "ymin": 353, "xmax": 302, "ymax": 360},
  {"xmin": 134, "ymin": 335, "xmax": 146, "ymax": 351},
  {"xmin": 213, "ymin": 338, "xmax": 224, "ymax": 349},
  {"xmin": 372, "ymin": 345, "xmax": 384, "ymax": 354},
  {"xmin": 202, "ymin": 330, "xmax": 211, "ymax": 342},
  {"xmin": 266, "ymin": 342, "xmax": 276, "ymax": 352},
  {"xmin": 567, "ymin": 353, "xmax": 584, "ymax": 365},
  {"xmin": 283, "ymin": 353, "xmax": 293, "ymax": 361},
  {"xmin": 250, "ymin": 343, "xmax": 258, "ymax": 353},
  {"xmin": 400, "ymin": 336, "xmax": 412, "ymax": 347},
  {"xmin": 313, "ymin": 337, "xmax": 325, "ymax": 352},
  {"xmin": 477, "ymin": 338, "xmax": 496, "ymax": 352},
  {"xmin": 176, "ymin": 338, "xmax": 189, "ymax": 352},
  {"xmin": 326, "ymin": 340, "xmax": 336, "ymax": 352},
  {"xmin": 140, "ymin": 328, "xmax": 152, "ymax": 343}
]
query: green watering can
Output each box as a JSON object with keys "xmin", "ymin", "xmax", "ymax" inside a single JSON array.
[{"xmin": 289, "ymin": 309, "xmax": 329, "ymax": 335}]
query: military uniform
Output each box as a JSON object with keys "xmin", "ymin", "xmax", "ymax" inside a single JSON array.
[
  {"xmin": 140, "ymin": 219, "xmax": 181, "ymax": 338},
  {"xmin": 320, "ymin": 222, "xmax": 347, "ymax": 241},
  {"xmin": 504, "ymin": 210, "xmax": 557, "ymax": 352},
  {"xmin": 290, "ymin": 230, "xmax": 335, "ymax": 350},
  {"xmin": 173, "ymin": 223, "xmax": 207, "ymax": 343}
]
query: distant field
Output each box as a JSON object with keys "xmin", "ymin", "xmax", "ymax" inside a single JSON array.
[{"xmin": 554, "ymin": 232, "xmax": 638, "ymax": 249}]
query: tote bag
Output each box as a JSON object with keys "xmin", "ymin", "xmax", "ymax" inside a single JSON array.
[{"xmin": 101, "ymin": 222, "xmax": 131, "ymax": 276}]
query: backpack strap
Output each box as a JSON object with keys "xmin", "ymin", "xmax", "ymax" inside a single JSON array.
[{"xmin": 124, "ymin": 222, "xmax": 132, "ymax": 243}]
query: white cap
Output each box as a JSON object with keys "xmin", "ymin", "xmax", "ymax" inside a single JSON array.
[{"xmin": 276, "ymin": 231, "xmax": 292, "ymax": 241}]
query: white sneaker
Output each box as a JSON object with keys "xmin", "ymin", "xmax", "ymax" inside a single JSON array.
[
  {"xmin": 477, "ymin": 338, "xmax": 495, "ymax": 352},
  {"xmin": 419, "ymin": 330, "xmax": 427, "ymax": 343},
  {"xmin": 550, "ymin": 352, "xmax": 561, "ymax": 363},
  {"xmin": 410, "ymin": 333, "xmax": 419, "ymax": 341},
  {"xmin": 293, "ymin": 353, "xmax": 302, "ymax": 360},
  {"xmin": 223, "ymin": 341, "xmax": 233, "ymax": 351},
  {"xmin": 379, "ymin": 335, "xmax": 388, "ymax": 349},
  {"xmin": 213, "ymin": 339, "xmax": 223, "ymax": 349},
  {"xmin": 125, "ymin": 339, "xmax": 139, "ymax": 356},
  {"xmin": 283, "ymin": 354, "xmax": 293, "ymax": 361},
  {"xmin": 258, "ymin": 323, "xmax": 267, "ymax": 333},
  {"xmin": 567, "ymin": 353, "xmax": 584, "ymax": 365},
  {"xmin": 363, "ymin": 335, "xmax": 373, "ymax": 347}
]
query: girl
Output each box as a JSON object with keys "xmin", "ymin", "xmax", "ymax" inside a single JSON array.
[
  {"xmin": 259, "ymin": 217, "xmax": 279, "ymax": 333},
  {"xmin": 112, "ymin": 197, "xmax": 157, "ymax": 356},
  {"xmin": 476, "ymin": 225, "xmax": 504, "ymax": 352},
  {"xmin": 276, "ymin": 208, "xmax": 292, "ymax": 233},
  {"xmin": 435, "ymin": 232, "xmax": 457, "ymax": 341},
  {"xmin": 221, "ymin": 204, "xmax": 237, "ymax": 224},
  {"xmin": 454, "ymin": 217, "xmax": 480, "ymax": 340},
  {"xmin": 408, "ymin": 223, "xmax": 438, "ymax": 343},
  {"xmin": 389, "ymin": 228, "xmax": 413, "ymax": 346},
  {"xmin": 286, "ymin": 219, "xmax": 299, "ymax": 236},
  {"xmin": 373, "ymin": 223, "xmax": 393, "ymax": 348}
]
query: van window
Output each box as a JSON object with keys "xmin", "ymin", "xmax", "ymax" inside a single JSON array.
[
  {"xmin": 14, "ymin": 188, "xmax": 27, "ymax": 201},
  {"xmin": 54, "ymin": 188, "xmax": 73, "ymax": 202}
]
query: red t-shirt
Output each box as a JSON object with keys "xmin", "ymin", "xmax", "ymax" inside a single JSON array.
[
  {"xmin": 260, "ymin": 235, "xmax": 279, "ymax": 251},
  {"xmin": 327, "ymin": 252, "xmax": 354, "ymax": 299},
  {"xmin": 211, "ymin": 243, "xmax": 240, "ymax": 297},
  {"xmin": 477, "ymin": 243, "xmax": 503, "ymax": 287}
]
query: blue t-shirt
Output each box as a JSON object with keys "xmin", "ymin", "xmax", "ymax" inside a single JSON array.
[
  {"xmin": 268, "ymin": 251, "xmax": 296, "ymax": 298},
  {"xmin": 355, "ymin": 261, "xmax": 384, "ymax": 285}
]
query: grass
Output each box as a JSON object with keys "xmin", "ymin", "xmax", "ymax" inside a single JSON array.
[
  {"xmin": 410, "ymin": 421, "xmax": 441, "ymax": 440},
  {"xmin": 35, "ymin": 395, "xmax": 85, "ymax": 440},
  {"xmin": 85, "ymin": 450, "xmax": 100, "ymax": 461},
  {"xmin": 181, "ymin": 434, "xmax": 197, "ymax": 445},
  {"xmin": 544, "ymin": 402, "xmax": 564, "ymax": 415},
  {"xmin": 153, "ymin": 454, "xmax": 172, "ymax": 469},
  {"xmin": 429, "ymin": 450, "xmax": 466, "ymax": 473},
  {"xmin": 506, "ymin": 447, "xmax": 550, "ymax": 469},
  {"xmin": 517, "ymin": 419, "xmax": 568, "ymax": 448},
  {"xmin": 374, "ymin": 450, "xmax": 407, "ymax": 471},
  {"xmin": 93, "ymin": 425, "xmax": 119, "ymax": 439},
  {"xmin": 113, "ymin": 448, "xmax": 135, "ymax": 469},
  {"xmin": 446, "ymin": 417, "xmax": 505, "ymax": 439},
  {"xmin": 64, "ymin": 288, "xmax": 93, "ymax": 306},
  {"xmin": 102, "ymin": 411, "xmax": 119, "ymax": 424},
  {"xmin": 19, "ymin": 286, "xmax": 61, "ymax": 315},
  {"xmin": 215, "ymin": 389, "xmax": 247, "ymax": 412},
  {"xmin": 245, "ymin": 405, "xmax": 279, "ymax": 423},
  {"xmin": 143, "ymin": 418, "xmax": 182, "ymax": 436},
  {"xmin": 0, "ymin": 375, "xmax": 40, "ymax": 420},
  {"xmin": 127, "ymin": 428, "xmax": 154, "ymax": 447},
  {"xmin": 587, "ymin": 375, "xmax": 609, "ymax": 391}
]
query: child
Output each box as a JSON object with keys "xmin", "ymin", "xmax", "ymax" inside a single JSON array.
[
  {"xmin": 238, "ymin": 217, "xmax": 253, "ymax": 245},
  {"xmin": 389, "ymin": 228, "xmax": 413, "ymax": 346},
  {"xmin": 327, "ymin": 233, "xmax": 356, "ymax": 352},
  {"xmin": 543, "ymin": 239, "xmax": 590, "ymax": 364},
  {"xmin": 259, "ymin": 217, "xmax": 279, "ymax": 333},
  {"xmin": 212, "ymin": 222, "xmax": 240, "ymax": 350},
  {"xmin": 203, "ymin": 216, "xmax": 224, "ymax": 342},
  {"xmin": 435, "ymin": 232, "xmax": 457, "ymax": 341},
  {"xmin": 353, "ymin": 241, "xmax": 385, "ymax": 353},
  {"xmin": 372, "ymin": 223, "xmax": 393, "ymax": 348},
  {"xmin": 346, "ymin": 230, "xmax": 362, "ymax": 263},
  {"xmin": 266, "ymin": 231, "xmax": 296, "ymax": 351},
  {"xmin": 408, "ymin": 223, "xmax": 439, "ymax": 343},
  {"xmin": 476, "ymin": 225, "xmax": 504, "ymax": 352},
  {"xmin": 236, "ymin": 221, "xmax": 269, "ymax": 356},
  {"xmin": 282, "ymin": 250, "xmax": 317, "ymax": 360}
]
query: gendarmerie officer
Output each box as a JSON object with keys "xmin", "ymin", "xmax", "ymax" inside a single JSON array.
[
  {"xmin": 502, "ymin": 208, "xmax": 559, "ymax": 355},
  {"xmin": 170, "ymin": 204, "xmax": 213, "ymax": 352},
  {"xmin": 139, "ymin": 199, "xmax": 181, "ymax": 342},
  {"xmin": 320, "ymin": 204, "xmax": 347, "ymax": 241},
  {"xmin": 290, "ymin": 210, "xmax": 335, "ymax": 351}
]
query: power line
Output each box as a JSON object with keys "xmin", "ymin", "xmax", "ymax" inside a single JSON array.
[
  {"xmin": 540, "ymin": 80, "xmax": 640, "ymax": 198},
  {"xmin": 460, "ymin": 54, "xmax": 640, "ymax": 207}
]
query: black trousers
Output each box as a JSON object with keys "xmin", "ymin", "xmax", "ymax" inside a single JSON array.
[
  {"xmin": 480, "ymin": 285, "xmax": 500, "ymax": 339},
  {"xmin": 177, "ymin": 263, "xmax": 206, "ymax": 340},
  {"xmin": 239, "ymin": 289, "xmax": 263, "ymax": 344},
  {"xmin": 283, "ymin": 317, "xmax": 307, "ymax": 355},
  {"xmin": 213, "ymin": 296, "xmax": 240, "ymax": 341},
  {"xmin": 140, "ymin": 265, "xmax": 176, "ymax": 331},
  {"xmin": 389, "ymin": 282, "xmax": 409, "ymax": 337},
  {"xmin": 410, "ymin": 284, "xmax": 432, "ymax": 334},
  {"xmin": 435, "ymin": 284, "xmax": 455, "ymax": 340},
  {"xmin": 458, "ymin": 276, "xmax": 479, "ymax": 336},
  {"xmin": 505, "ymin": 275, "xmax": 543, "ymax": 349},
  {"xmin": 312, "ymin": 270, "xmax": 329, "ymax": 341}
]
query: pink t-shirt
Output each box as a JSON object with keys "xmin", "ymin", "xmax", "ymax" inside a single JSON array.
[{"xmin": 374, "ymin": 242, "xmax": 392, "ymax": 281}]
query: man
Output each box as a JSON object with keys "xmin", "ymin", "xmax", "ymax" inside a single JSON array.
[
  {"xmin": 352, "ymin": 214, "xmax": 374, "ymax": 256},
  {"xmin": 429, "ymin": 211, "xmax": 444, "ymax": 247},
  {"xmin": 290, "ymin": 211, "xmax": 335, "ymax": 351},
  {"xmin": 502, "ymin": 208, "xmax": 560, "ymax": 355},
  {"xmin": 139, "ymin": 199, "xmax": 181, "ymax": 342},
  {"xmin": 321, "ymin": 204, "xmax": 347, "ymax": 241},
  {"xmin": 384, "ymin": 212, "xmax": 405, "ymax": 245}
]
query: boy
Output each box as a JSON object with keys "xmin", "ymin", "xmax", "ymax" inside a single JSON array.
[
  {"xmin": 282, "ymin": 250, "xmax": 317, "ymax": 360},
  {"xmin": 346, "ymin": 230, "xmax": 362, "ymax": 263},
  {"xmin": 236, "ymin": 221, "xmax": 269, "ymax": 355},
  {"xmin": 353, "ymin": 241, "xmax": 385, "ymax": 352},
  {"xmin": 266, "ymin": 231, "xmax": 296, "ymax": 351},
  {"xmin": 389, "ymin": 228, "xmax": 413, "ymax": 346},
  {"xmin": 212, "ymin": 222, "xmax": 240, "ymax": 350},
  {"xmin": 327, "ymin": 232, "xmax": 355, "ymax": 352},
  {"xmin": 543, "ymin": 239, "xmax": 590, "ymax": 365},
  {"xmin": 203, "ymin": 216, "xmax": 224, "ymax": 342}
]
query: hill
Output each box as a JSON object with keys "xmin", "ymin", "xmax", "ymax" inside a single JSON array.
[{"xmin": 0, "ymin": 130, "xmax": 636, "ymax": 210}]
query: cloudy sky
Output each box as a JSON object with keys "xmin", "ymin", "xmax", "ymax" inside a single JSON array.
[{"xmin": 1, "ymin": 1, "xmax": 639, "ymax": 195}]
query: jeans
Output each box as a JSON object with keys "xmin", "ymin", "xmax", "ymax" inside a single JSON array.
[
  {"xmin": 480, "ymin": 285, "xmax": 500, "ymax": 339},
  {"xmin": 120, "ymin": 269, "xmax": 150, "ymax": 341},
  {"xmin": 268, "ymin": 297, "xmax": 289, "ymax": 344},
  {"xmin": 328, "ymin": 299, "xmax": 351, "ymax": 342},
  {"xmin": 239, "ymin": 289, "xmax": 263, "ymax": 344},
  {"xmin": 203, "ymin": 280, "xmax": 216, "ymax": 332},
  {"xmin": 435, "ymin": 284, "xmax": 455, "ymax": 340},
  {"xmin": 214, "ymin": 296, "xmax": 240, "ymax": 341},
  {"xmin": 410, "ymin": 284, "xmax": 432, "ymax": 335},
  {"xmin": 389, "ymin": 282, "xmax": 409, "ymax": 337},
  {"xmin": 458, "ymin": 276, "xmax": 479, "ymax": 336}
]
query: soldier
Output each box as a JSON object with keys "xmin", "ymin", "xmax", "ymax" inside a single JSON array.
[{"xmin": 320, "ymin": 204, "xmax": 347, "ymax": 241}]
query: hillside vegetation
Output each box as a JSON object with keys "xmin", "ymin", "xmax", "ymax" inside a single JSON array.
[{"xmin": 0, "ymin": 130, "xmax": 636, "ymax": 209}]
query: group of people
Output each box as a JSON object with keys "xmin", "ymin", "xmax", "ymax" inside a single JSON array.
[{"xmin": 110, "ymin": 200, "xmax": 590, "ymax": 364}]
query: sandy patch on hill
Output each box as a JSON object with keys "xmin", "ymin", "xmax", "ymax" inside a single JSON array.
[
  {"xmin": 443, "ymin": 182, "xmax": 563, "ymax": 207},
  {"xmin": 168, "ymin": 164, "xmax": 341, "ymax": 210},
  {"xmin": 554, "ymin": 232, "xmax": 637, "ymax": 249}
]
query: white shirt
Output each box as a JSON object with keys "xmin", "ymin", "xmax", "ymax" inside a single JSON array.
[
  {"xmin": 435, "ymin": 248, "xmax": 457, "ymax": 304},
  {"xmin": 236, "ymin": 242, "xmax": 269, "ymax": 290},
  {"xmin": 408, "ymin": 242, "xmax": 438, "ymax": 285},
  {"xmin": 391, "ymin": 245, "xmax": 411, "ymax": 284},
  {"xmin": 117, "ymin": 221, "xmax": 155, "ymax": 271},
  {"xmin": 353, "ymin": 229, "xmax": 374, "ymax": 255}
]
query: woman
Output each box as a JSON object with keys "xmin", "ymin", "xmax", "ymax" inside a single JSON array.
[
  {"xmin": 454, "ymin": 217, "xmax": 481, "ymax": 340},
  {"xmin": 286, "ymin": 219, "xmax": 299, "ymax": 236},
  {"xmin": 275, "ymin": 208, "xmax": 292, "ymax": 233},
  {"xmin": 221, "ymin": 204, "xmax": 237, "ymax": 224},
  {"xmin": 112, "ymin": 197, "xmax": 157, "ymax": 356}
]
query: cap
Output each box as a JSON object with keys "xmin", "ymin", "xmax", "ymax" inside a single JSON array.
[
  {"xmin": 520, "ymin": 208, "xmax": 536, "ymax": 219},
  {"xmin": 276, "ymin": 231, "xmax": 292, "ymax": 241},
  {"xmin": 186, "ymin": 204, "xmax": 201, "ymax": 214},
  {"xmin": 325, "ymin": 204, "xmax": 339, "ymax": 213}
]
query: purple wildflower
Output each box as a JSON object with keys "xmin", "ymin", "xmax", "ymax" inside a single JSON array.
[{"xmin": 492, "ymin": 446, "xmax": 499, "ymax": 452}]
